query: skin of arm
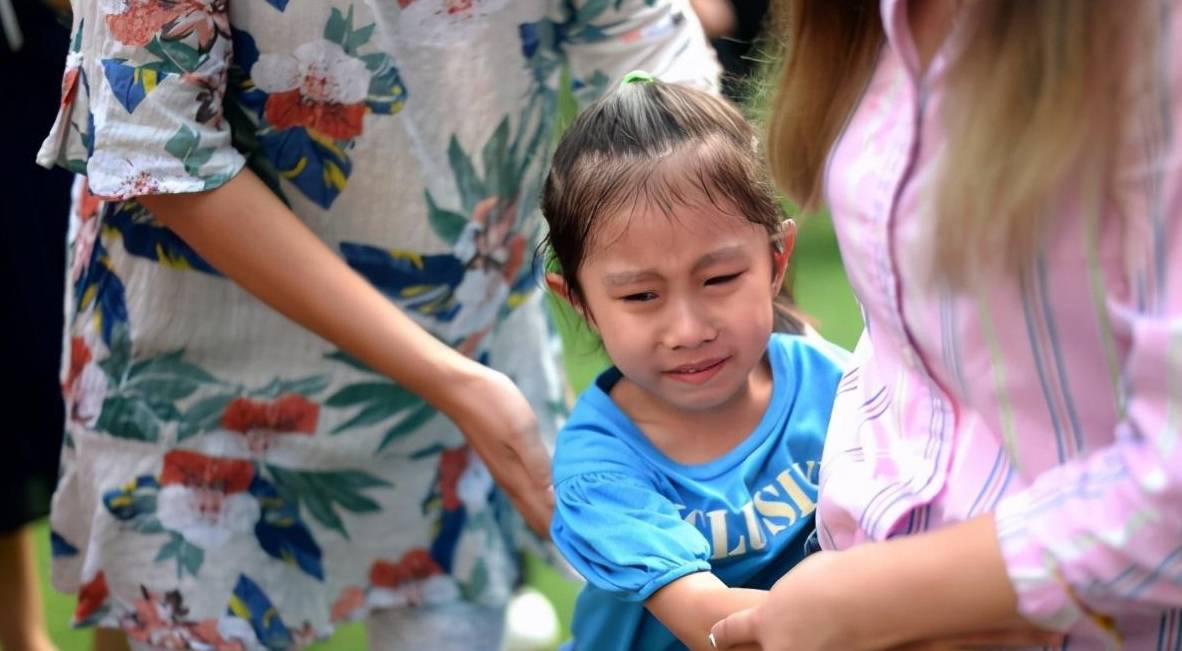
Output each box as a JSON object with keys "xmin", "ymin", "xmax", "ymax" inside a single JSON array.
[
  {"xmin": 647, "ymin": 571, "xmax": 766, "ymax": 651},
  {"xmin": 138, "ymin": 168, "xmax": 554, "ymax": 536}
]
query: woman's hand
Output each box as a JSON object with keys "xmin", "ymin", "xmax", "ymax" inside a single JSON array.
[
  {"xmin": 709, "ymin": 553, "xmax": 1060, "ymax": 651},
  {"xmin": 710, "ymin": 519, "xmax": 1048, "ymax": 651},
  {"xmin": 443, "ymin": 361, "xmax": 555, "ymax": 539},
  {"xmin": 708, "ymin": 551, "xmax": 853, "ymax": 651}
]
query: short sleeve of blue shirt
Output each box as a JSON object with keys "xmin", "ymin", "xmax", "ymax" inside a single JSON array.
[{"xmin": 553, "ymin": 469, "xmax": 712, "ymax": 601}]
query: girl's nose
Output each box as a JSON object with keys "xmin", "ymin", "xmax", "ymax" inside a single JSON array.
[{"xmin": 661, "ymin": 297, "xmax": 718, "ymax": 350}]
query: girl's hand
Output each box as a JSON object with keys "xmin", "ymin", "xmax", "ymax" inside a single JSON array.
[{"xmin": 444, "ymin": 361, "xmax": 555, "ymax": 539}]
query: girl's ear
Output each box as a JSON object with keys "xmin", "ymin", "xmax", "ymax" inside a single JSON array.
[
  {"xmin": 772, "ymin": 219, "xmax": 797, "ymax": 288},
  {"xmin": 545, "ymin": 272, "xmax": 575, "ymax": 306},
  {"xmin": 546, "ymin": 272, "xmax": 598, "ymax": 329}
]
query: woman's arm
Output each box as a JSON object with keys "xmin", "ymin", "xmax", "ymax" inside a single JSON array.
[
  {"xmin": 140, "ymin": 168, "xmax": 554, "ymax": 536},
  {"xmin": 647, "ymin": 572, "xmax": 765, "ymax": 651}
]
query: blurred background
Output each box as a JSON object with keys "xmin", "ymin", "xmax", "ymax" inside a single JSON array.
[{"xmin": 4, "ymin": 0, "xmax": 862, "ymax": 648}]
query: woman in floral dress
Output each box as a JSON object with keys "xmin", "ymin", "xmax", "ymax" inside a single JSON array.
[{"xmin": 35, "ymin": 1, "xmax": 718, "ymax": 649}]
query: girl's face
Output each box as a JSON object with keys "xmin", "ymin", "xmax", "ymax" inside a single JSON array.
[{"xmin": 554, "ymin": 182, "xmax": 793, "ymax": 415}]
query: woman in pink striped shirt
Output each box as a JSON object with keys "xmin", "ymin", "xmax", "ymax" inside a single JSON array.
[{"xmin": 710, "ymin": 1, "xmax": 1182, "ymax": 650}]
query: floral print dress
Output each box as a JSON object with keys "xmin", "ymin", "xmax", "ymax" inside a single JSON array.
[{"xmin": 35, "ymin": 1, "xmax": 718, "ymax": 648}]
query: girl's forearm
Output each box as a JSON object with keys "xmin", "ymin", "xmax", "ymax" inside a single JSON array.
[{"xmin": 648, "ymin": 572, "xmax": 765, "ymax": 651}]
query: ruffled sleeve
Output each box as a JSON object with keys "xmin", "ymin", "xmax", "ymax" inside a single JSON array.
[
  {"xmin": 36, "ymin": 0, "xmax": 244, "ymax": 200},
  {"xmin": 552, "ymin": 470, "xmax": 711, "ymax": 602}
]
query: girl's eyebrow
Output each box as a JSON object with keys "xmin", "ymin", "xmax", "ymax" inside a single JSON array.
[
  {"xmin": 602, "ymin": 246, "xmax": 749, "ymax": 287},
  {"xmin": 604, "ymin": 269, "xmax": 661, "ymax": 287},
  {"xmin": 692, "ymin": 245, "xmax": 747, "ymax": 272}
]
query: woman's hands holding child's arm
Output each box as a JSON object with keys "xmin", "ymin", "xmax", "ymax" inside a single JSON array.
[
  {"xmin": 647, "ymin": 572, "xmax": 765, "ymax": 651},
  {"xmin": 708, "ymin": 517, "xmax": 1061, "ymax": 651},
  {"xmin": 140, "ymin": 169, "xmax": 554, "ymax": 537}
]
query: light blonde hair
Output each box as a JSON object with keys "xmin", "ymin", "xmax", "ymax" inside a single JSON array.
[{"xmin": 768, "ymin": 1, "xmax": 1149, "ymax": 286}]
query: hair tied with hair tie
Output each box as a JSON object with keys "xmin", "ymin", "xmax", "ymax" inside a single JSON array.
[{"xmin": 620, "ymin": 70, "xmax": 655, "ymax": 86}]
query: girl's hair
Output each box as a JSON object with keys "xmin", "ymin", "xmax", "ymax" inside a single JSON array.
[
  {"xmin": 542, "ymin": 79, "xmax": 807, "ymax": 334},
  {"xmin": 768, "ymin": 1, "xmax": 1150, "ymax": 286}
]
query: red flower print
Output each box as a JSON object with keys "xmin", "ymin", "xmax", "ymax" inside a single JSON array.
[
  {"xmin": 64, "ymin": 337, "xmax": 93, "ymax": 393},
  {"xmin": 105, "ymin": 0, "xmax": 188, "ymax": 47},
  {"xmin": 73, "ymin": 571, "xmax": 109, "ymax": 623},
  {"xmin": 77, "ymin": 178, "xmax": 103, "ymax": 222},
  {"xmin": 159, "ymin": 450, "xmax": 254, "ymax": 493},
  {"xmin": 252, "ymin": 40, "xmax": 370, "ymax": 140},
  {"xmin": 438, "ymin": 446, "xmax": 469, "ymax": 511},
  {"xmin": 60, "ymin": 66, "xmax": 81, "ymax": 109},
  {"xmin": 368, "ymin": 548, "xmax": 443, "ymax": 588},
  {"xmin": 160, "ymin": 0, "xmax": 229, "ymax": 52},
  {"xmin": 220, "ymin": 394, "xmax": 319, "ymax": 453},
  {"xmin": 330, "ymin": 586, "xmax": 366, "ymax": 623},
  {"xmin": 445, "ymin": 0, "xmax": 474, "ymax": 15},
  {"xmin": 264, "ymin": 90, "xmax": 367, "ymax": 140}
]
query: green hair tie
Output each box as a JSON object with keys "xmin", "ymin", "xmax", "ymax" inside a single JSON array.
[{"xmin": 620, "ymin": 70, "xmax": 655, "ymax": 86}]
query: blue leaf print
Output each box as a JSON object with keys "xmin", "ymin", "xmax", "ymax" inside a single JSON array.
[
  {"xmin": 50, "ymin": 531, "xmax": 79, "ymax": 558},
  {"xmin": 102, "ymin": 476, "xmax": 160, "ymax": 521},
  {"xmin": 264, "ymin": 0, "xmax": 288, "ymax": 10},
  {"xmin": 518, "ymin": 22, "xmax": 540, "ymax": 58},
  {"xmin": 106, "ymin": 203, "xmax": 220, "ymax": 275},
  {"xmin": 259, "ymin": 127, "xmax": 352, "ymax": 209},
  {"xmin": 340, "ymin": 243, "xmax": 465, "ymax": 322},
  {"xmin": 249, "ymin": 476, "xmax": 325, "ymax": 581},
  {"xmin": 227, "ymin": 575, "xmax": 293, "ymax": 651},
  {"xmin": 229, "ymin": 30, "xmax": 267, "ymax": 116},
  {"xmin": 76, "ymin": 239, "xmax": 129, "ymax": 347},
  {"xmin": 101, "ymin": 59, "xmax": 172, "ymax": 114},
  {"xmin": 365, "ymin": 55, "xmax": 408, "ymax": 116}
]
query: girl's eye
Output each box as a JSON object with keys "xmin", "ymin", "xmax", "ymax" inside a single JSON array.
[
  {"xmin": 705, "ymin": 272, "xmax": 743, "ymax": 286},
  {"xmin": 621, "ymin": 291, "xmax": 658, "ymax": 302}
]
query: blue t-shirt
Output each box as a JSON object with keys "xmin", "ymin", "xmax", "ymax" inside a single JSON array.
[{"xmin": 551, "ymin": 334, "xmax": 847, "ymax": 651}]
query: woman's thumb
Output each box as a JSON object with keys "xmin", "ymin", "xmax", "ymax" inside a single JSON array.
[{"xmin": 709, "ymin": 608, "xmax": 758, "ymax": 649}]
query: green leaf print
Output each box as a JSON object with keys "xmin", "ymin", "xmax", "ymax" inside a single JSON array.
[
  {"xmin": 265, "ymin": 466, "xmax": 392, "ymax": 539},
  {"xmin": 425, "ymin": 191, "xmax": 469, "ymax": 245},
  {"xmin": 177, "ymin": 393, "xmax": 235, "ymax": 440},
  {"xmin": 345, "ymin": 23, "xmax": 376, "ymax": 55},
  {"xmin": 447, "ymin": 136, "xmax": 487, "ymax": 214},
  {"xmin": 324, "ymin": 7, "xmax": 351, "ymax": 47},
  {"xmin": 134, "ymin": 516, "xmax": 165, "ymax": 535},
  {"xmin": 325, "ymin": 382, "xmax": 416, "ymax": 409},
  {"xmin": 376, "ymin": 403, "xmax": 437, "ymax": 452},
  {"xmin": 252, "ymin": 375, "xmax": 331, "ymax": 399},
  {"xmin": 327, "ymin": 380, "xmax": 421, "ymax": 434},
  {"xmin": 324, "ymin": 350, "xmax": 375, "ymax": 374},
  {"xmin": 482, "ymin": 118, "xmax": 512, "ymax": 199},
  {"xmin": 97, "ymin": 396, "xmax": 161, "ymax": 442},
  {"xmin": 156, "ymin": 533, "xmax": 204, "ymax": 578},
  {"xmin": 99, "ymin": 324, "xmax": 134, "ymax": 383},
  {"xmin": 461, "ymin": 559, "xmax": 490, "ymax": 601},
  {"xmin": 146, "ymin": 400, "xmax": 182, "ymax": 422},
  {"xmin": 144, "ymin": 37, "xmax": 208, "ymax": 74},
  {"xmin": 165, "ymin": 125, "xmax": 219, "ymax": 178}
]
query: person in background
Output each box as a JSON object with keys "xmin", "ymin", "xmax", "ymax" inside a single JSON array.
[
  {"xmin": 689, "ymin": 0, "xmax": 770, "ymax": 101},
  {"xmin": 0, "ymin": 1, "xmax": 71, "ymax": 649}
]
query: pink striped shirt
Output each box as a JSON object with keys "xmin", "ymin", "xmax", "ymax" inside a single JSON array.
[{"xmin": 816, "ymin": 1, "xmax": 1182, "ymax": 648}]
